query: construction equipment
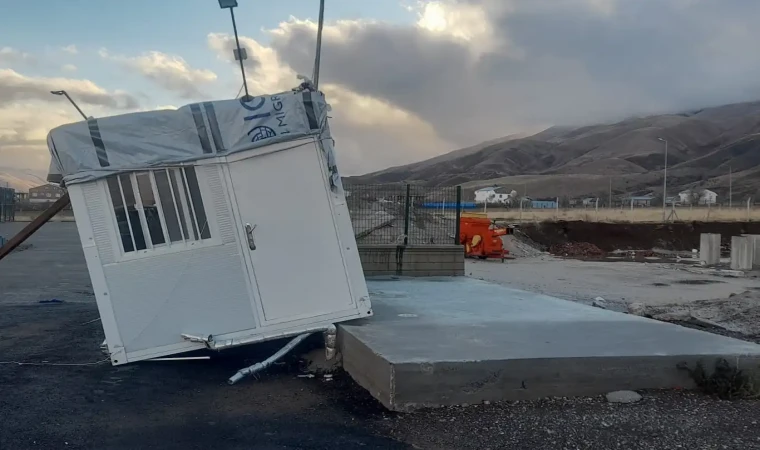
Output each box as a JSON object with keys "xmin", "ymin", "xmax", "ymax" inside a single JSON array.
[{"xmin": 459, "ymin": 213, "xmax": 509, "ymax": 261}]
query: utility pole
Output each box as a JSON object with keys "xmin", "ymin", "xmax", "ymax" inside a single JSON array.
[
  {"xmin": 608, "ymin": 177, "xmax": 612, "ymax": 208},
  {"xmin": 658, "ymin": 137, "xmax": 668, "ymax": 222},
  {"xmin": 729, "ymin": 165, "xmax": 733, "ymax": 208},
  {"xmin": 217, "ymin": 0, "xmax": 251, "ymax": 101}
]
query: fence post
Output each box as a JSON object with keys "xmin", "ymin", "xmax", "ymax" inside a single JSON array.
[
  {"xmin": 403, "ymin": 184, "xmax": 411, "ymax": 246},
  {"xmin": 455, "ymin": 186, "xmax": 462, "ymax": 245}
]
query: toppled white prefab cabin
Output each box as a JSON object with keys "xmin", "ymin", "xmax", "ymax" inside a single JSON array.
[{"xmin": 46, "ymin": 88, "xmax": 371, "ymax": 365}]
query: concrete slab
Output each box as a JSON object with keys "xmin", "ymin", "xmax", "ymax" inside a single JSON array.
[{"xmin": 340, "ymin": 277, "xmax": 760, "ymax": 411}]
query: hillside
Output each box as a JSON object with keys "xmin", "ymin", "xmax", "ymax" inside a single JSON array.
[{"xmin": 351, "ymin": 101, "xmax": 760, "ymax": 201}]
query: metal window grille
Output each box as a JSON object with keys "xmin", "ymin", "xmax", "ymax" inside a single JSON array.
[{"xmin": 106, "ymin": 167, "xmax": 210, "ymax": 254}]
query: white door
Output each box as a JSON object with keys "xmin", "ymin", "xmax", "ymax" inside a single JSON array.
[{"xmin": 228, "ymin": 142, "xmax": 355, "ymax": 324}]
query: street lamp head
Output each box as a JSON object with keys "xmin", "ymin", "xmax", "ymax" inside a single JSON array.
[
  {"xmin": 217, "ymin": 0, "xmax": 237, "ymax": 8},
  {"xmin": 50, "ymin": 90, "xmax": 65, "ymax": 95},
  {"xmin": 657, "ymin": 137, "xmax": 665, "ymax": 142}
]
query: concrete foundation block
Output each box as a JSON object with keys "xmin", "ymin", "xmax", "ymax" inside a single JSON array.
[
  {"xmin": 699, "ymin": 233, "xmax": 720, "ymax": 266},
  {"xmin": 358, "ymin": 244, "xmax": 464, "ymax": 277},
  {"xmin": 743, "ymin": 234, "xmax": 760, "ymax": 267},
  {"xmin": 731, "ymin": 236, "xmax": 754, "ymax": 271},
  {"xmin": 340, "ymin": 278, "xmax": 760, "ymax": 411}
]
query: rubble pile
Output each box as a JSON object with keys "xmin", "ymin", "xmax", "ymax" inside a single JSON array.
[{"xmin": 549, "ymin": 242, "xmax": 605, "ymax": 258}]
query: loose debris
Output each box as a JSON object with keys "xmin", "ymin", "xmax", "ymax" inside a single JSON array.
[
  {"xmin": 549, "ymin": 242, "xmax": 605, "ymax": 258},
  {"xmin": 605, "ymin": 391, "xmax": 642, "ymax": 404},
  {"xmin": 592, "ymin": 297, "xmax": 607, "ymax": 309},
  {"xmin": 500, "ymin": 234, "xmax": 545, "ymax": 258},
  {"xmin": 678, "ymin": 359, "xmax": 760, "ymax": 400},
  {"xmin": 627, "ymin": 290, "xmax": 760, "ymax": 337}
]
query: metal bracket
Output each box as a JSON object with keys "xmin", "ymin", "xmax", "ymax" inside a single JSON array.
[
  {"xmin": 245, "ymin": 223, "xmax": 256, "ymax": 250},
  {"xmin": 181, "ymin": 333, "xmax": 214, "ymax": 348}
]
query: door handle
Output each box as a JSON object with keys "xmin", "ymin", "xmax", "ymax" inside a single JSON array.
[{"xmin": 245, "ymin": 223, "xmax": 256, "ymax": 250}]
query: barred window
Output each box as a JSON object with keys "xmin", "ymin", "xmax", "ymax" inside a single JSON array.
[{"xmin": 107, "ymin": 167, "xmax": 210, "ymax": 254}]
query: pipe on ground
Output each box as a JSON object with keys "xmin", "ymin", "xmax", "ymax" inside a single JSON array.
[{"xmin": 227, "ymin": 333, "xmax": 312, "ymax": 385}]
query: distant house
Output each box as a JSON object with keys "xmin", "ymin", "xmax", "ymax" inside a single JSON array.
[
  {"xmin": 531, "ymin": 198, "xmax": 558, "ymax": 209},
  {"xmin": 678, "ymin": 189, "xmax": 717, "ymax": 205},
  {"xmin": 29, "ymin": 184, "xmax": 65, "ymax": 203},
  {"xmin": 624, "ymin": 194, "xmax": 655, "ymax": 207},
  {"xmin": 474, "ymin": 187, "xmax": 517, "ymax": 205},
  {"xmin": 582, "ymin": 197, "xmax": 597, "ymax": 207}
]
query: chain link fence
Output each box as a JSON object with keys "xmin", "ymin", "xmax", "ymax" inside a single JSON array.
[{"xmin": 345, "ymin": 184, "xmax": 462, "ymax": 245}]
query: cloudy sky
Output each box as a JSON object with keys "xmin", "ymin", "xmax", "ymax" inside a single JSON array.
[{"xmin": 2, "ymin": 0, "xmax": 760, "ymax": 184}]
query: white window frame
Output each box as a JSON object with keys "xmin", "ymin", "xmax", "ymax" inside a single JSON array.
[{"xmin": 103, "ymin": 166, "xmax": 221, "ymax": 262}]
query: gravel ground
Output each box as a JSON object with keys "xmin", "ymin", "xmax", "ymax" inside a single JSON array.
[
  {"xmin": 379, "ymin": 392, "xmax": 760, "ymax": 450},
  {"xmin": 3, "ymin": 222, "xmax": 760, "ymax": 449}
]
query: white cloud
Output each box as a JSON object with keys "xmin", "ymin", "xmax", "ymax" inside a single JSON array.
[
  {"xmin": 61, "ymin": 64, "xmax": 77, "ymax": 72},
  {"xmin": 9, "ymin": 0, "xmax": 760, "ymax": 179},
  {"xmin": 207, "ymin": 32, "xmax": 452, "ymax": 175},
  {"xmin": 259, "ymin": 0, "xmax": 760, "ymax": 170},
  {"xmin": 207, "ymin": 33, "xmax": 296, "ymax": 95},
  {"xmin": 0, "ymin": 47, "xmax": 35, "ymax": 66},
  {"xmin": 0, "ymin": 101, "xmax": 82, "ymax": 173},
  {"xmin": 61, "ymin": 44, "xmax": 78, "ymax": 55},
  {"xmin": 0, "ymin": 69, "xmax": 141, "ymax": 178},
  {"xmin": 415, "ymin": 0, "xmax": 509, "ymax": 55},
  {"xmin": 0, "ymin": 68, "xmax": 139, "ymax": 109},
  {"xmin": 101, "ymin": 49, "xmax": 217, "ymax": 98}
]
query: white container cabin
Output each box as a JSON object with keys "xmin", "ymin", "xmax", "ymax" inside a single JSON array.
[{"xmin": 48, "ymin": 90, "xmax": 371, "ymax": 365}]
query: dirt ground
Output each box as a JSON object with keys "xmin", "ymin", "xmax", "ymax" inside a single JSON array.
[
  {"xmin": 468, "ymin": 255, "xmax": 760, "ymax": 308},
  {"xmin": 5, "ymin": 223, "xmax": 760, "ymax": 449},
  {"xmin": 519, "ymin": 220, "xmax": 760, "ymax": 252},
  {"xmin": 487, "ymin": 206, "xmax": 760, "ymax": 223}
]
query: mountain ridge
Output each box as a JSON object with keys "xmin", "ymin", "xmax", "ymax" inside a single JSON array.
[{"xmin": 350, "ymin": 100, "xmax": 760, "ymax": 201}]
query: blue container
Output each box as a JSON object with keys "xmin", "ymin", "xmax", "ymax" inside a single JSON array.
[{"xmin": 421, "ymin": 202, "xmax": 477, "ymax": 209}]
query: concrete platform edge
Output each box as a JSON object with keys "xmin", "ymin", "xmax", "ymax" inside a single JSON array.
[
  {"xmin": 339, "ymin": 344, "xmax": 760, "ymax": 411},
  {"xmin": 339, "ymin": 326, "xmax": 395, "ymax": 410}
]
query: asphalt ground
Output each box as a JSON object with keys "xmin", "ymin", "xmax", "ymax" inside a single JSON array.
[{"xmin": 2, "ymin": 222, "xmax": 760, "ymax": 449}]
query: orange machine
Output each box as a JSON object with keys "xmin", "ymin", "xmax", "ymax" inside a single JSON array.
[{"xmin": 459, "ymin": 213, "xmax": 509, "ymax": 261}]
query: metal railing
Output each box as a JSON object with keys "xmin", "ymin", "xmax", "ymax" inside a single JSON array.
[{"xmin": 345, "ymin": 184, "xmax": 462, "ymax": 246}]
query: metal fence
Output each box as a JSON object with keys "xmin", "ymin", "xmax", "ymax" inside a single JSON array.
[
  {"xmin": 0, "ymin": 187, "xmax": 15, "ymax": 222},
  {"xmin": 345, "ymin": 184, "xmax": 462, "ymax": 245}
]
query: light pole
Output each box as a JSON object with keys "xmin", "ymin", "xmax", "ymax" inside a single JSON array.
[
  {"xmin": 729, "ymin": 165, "xmax": 733, "ymax": 208},
  {"xmin": 658, "ymin": 137, "xmax": 668, "ymax": 221},
  {"xmin": 50, "ymin": 90, "xmax": 88, "ymax": 120},
  {"xmin": 217, "ymin": 0, "xmax": 251, "ymax": 101},
  {"xmin": 312, "ymin": 0, "xmax": 325, "ymax": 89}
]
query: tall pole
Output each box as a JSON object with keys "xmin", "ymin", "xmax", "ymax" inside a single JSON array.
[
  {"xmin": 454, "ymin": 186, "xmax": 462, "ymax": 245},
  {"xmin": 312, "ymin": 0, "xmax": 326, "ymax": 89},
  {"xmin": 659, "ymin": 138, "xmax": 668, "ymax": 222},
  {"xmin": 608, "ymin": 177, "xmax": 612, "ymax": 208},
  {"xmin": 229, "ymin": 8, "xmax": 250, "ymax": 100},
  {"xmin": 729, "ymin": 165, "xmax": 733, "ymax": 208}
]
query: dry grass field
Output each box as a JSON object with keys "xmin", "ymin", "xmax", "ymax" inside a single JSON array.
[{"xmin": 486, "ymin": 206, "xmax": 760, "ymax": 223}]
